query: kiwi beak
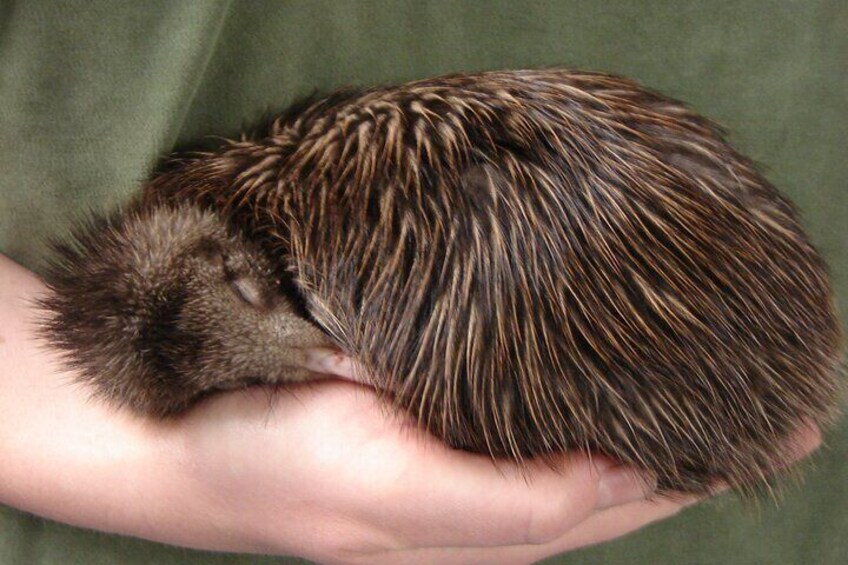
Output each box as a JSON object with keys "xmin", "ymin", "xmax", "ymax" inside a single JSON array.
[{"xmin": 299, "ymin": 347, "xmax": 368, "ymax": 385}]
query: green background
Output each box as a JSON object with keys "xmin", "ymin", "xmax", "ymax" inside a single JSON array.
[{"xmin": 1, "ymin": 1, "xmax": 845, "ymax": 563}]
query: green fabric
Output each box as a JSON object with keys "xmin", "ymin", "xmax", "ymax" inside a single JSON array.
[{"xmin": 1, "ymin": 1, "xmax": 845, "ymax": 563}]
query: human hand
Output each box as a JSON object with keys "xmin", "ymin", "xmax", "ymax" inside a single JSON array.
[
  {"xmin": 172, "ymin": 381, "xmax": 820, "ymax": 564},
  {"xmin": 0, "ymin": 254, "xmax": 822, "ymax": 564}
]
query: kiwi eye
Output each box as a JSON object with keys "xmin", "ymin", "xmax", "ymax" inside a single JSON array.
[{"xmin": 229, "ymin": 277, "xmax": 265, "ymax": 308}]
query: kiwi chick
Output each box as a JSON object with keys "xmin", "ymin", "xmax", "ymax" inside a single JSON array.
[
  {"xmin": 46, "ymin": 69, "xmax": 843, "ymax": 495},
  {"xmin": 41, "ymin": 204, "xmax": 332, "ymax": 417}
]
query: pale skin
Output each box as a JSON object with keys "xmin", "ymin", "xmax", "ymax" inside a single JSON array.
[{"xmin": 0, "ymin": 253, "xmax": 822, "ymax": 564}]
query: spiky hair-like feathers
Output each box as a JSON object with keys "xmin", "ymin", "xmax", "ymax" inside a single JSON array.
[{"xmin": 141, "ymin": 70, "xmax": 843, "ymax": 493}]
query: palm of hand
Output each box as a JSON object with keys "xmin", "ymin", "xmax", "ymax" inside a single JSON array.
[{"xmin": 177, "ymin": 380, "xmax": 722, "ymax": 564}]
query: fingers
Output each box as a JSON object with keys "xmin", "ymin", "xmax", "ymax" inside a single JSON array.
[
  {"xmin": 369, "ymin": 445, "xmax": 657, "ymax": 551},
  {"xmin": 551, "ymin": 493, "xmax": 704, "ymax": 554},
  {"xmin": 595, "ymin": 464, "xmax": 658, "ymax": 510},
  {"xmin": 532, "ymin": 421, "xmax": 825, "ymax": 558},
  {"xmin": 370, "ymin": 419, "xmax": 824, "ymax": 559},
  {"xmin": 357, "ymin": 495, "xmax": 696, "ymax": 565},
  {"xmin": 782, "ymin": 420, "xmax": 823, "ymax": 464}
]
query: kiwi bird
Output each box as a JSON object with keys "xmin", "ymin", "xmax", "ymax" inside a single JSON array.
[{"xmin": 43, "ymin": 69, "xmax": 844, "ymax": 494}]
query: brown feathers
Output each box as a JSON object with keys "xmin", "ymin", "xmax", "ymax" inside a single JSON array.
[
  {"xmin": 49, "ymin": 70, "xmax": 843, "ymax": 494},
  {"xmin": 41, "ymin": 204, "xmax": 330, "ymax": 417}
]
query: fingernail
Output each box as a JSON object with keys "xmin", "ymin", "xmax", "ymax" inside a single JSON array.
[
  {"xmin": 596, "ymin": 466, "xmax": 657, "ymax": 510},
  {"xmin": 786, "ymin": 423, "xmax": 823, "ymax": 462}
]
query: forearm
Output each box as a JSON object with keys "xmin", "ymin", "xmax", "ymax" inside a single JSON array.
[{"xmin": 0, "ymin": 254, "xmax": 226, "ymax": 550}]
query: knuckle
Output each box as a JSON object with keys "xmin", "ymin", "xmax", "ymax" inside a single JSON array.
[
  {"xmin": 518, "ymin": 467, "xmax": 599, "ymax": 545},
  {"xmin": 322, "ymin": 523, "xmax": 405, "ymax": 564},
  {"xmin": 520, "ymin": 495, "xmax": 572, "ymax": 545}
]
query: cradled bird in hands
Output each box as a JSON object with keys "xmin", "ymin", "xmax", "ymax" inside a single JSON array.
[{"xmin": 41, "ymin": 70, "xmax": 844, "ymax": 495}]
